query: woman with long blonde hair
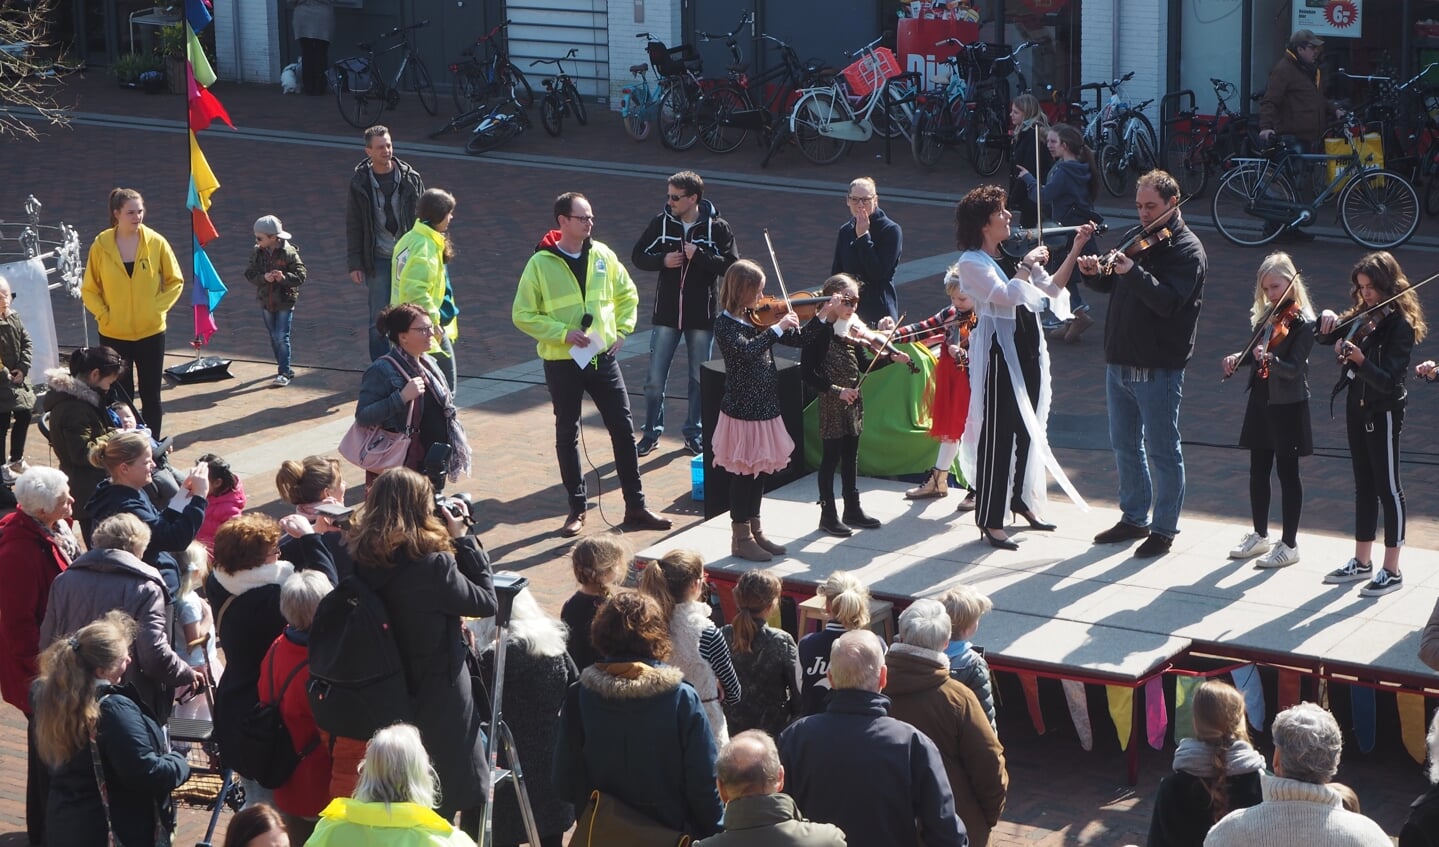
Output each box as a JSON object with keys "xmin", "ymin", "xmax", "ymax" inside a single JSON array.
[
  {"xmin": 34, "ymin": 610, "xmax": 190, "ymax": 846},
  {"xmin": 1147, "ymin": 680, "xmax": 1264, "ymax": 847},
  {"xmin": 1221, "ymin": 252, "xmax": 1315, "ymax": 569},
  {"xmin": 1316, "ymin": 250, "xmax": 1427, "ymax": 596},
  {"xmin": 1008, "ymin": 93, "xmax": 1052, "ymax": 227}
]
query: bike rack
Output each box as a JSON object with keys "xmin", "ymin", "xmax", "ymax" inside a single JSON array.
[
  {"xmin": 883, "ymin": 71, "xmax": 923, "ymax": 166},
  {"xmin": 1158, "ymin": 88, "xmax": 1196, "ymax": 154}
]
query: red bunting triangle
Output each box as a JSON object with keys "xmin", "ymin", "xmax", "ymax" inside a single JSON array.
[
  {"xmin": 189, "ymin": 84, "xmax": 234, "ymax": 132},
  {"xmin": 192, "ymin": 207, "xmax": 219, "ymax": 246}
]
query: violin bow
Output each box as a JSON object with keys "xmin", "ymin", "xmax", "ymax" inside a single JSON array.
[
  {"xmin": 1328, "ymin": 270, "xmax": 1439, "ymax": 334},
  {"xmin": 1222, "ymin": 274, "xmax": 1297, "ymax": 381},
  {"xmin": 856, "ymin": 312, "xmax": 906, "ymax": 390},
  {"xmin": 1034, "ymin": 125, "xmax": 1043, "ymax": 250},
  {"xmin": 1105, "ymin": 194, "xmax": 1194, "ymax": 267},
  {"xmin": 762, "ymin": 229, "xmax": 794, "ymax": 312}
]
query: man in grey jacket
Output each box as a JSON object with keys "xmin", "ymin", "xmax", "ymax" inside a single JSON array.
[
  {"xmin": 345, "ymin": 125, "xmax": 425, "ymax": 360},
  {"xmin": 698, "ymin": 730, "xmax": 846, "ymax": 847}
]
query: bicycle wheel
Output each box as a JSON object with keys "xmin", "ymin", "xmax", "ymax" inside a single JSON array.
[
  {"xmin": 1339, "ymin": 169, "xmax": 1421, "ymax": 249},
  {"xmin": 911, "ymin": 110, "xmax": 944, "ymax": 168},
  {"xmin": 1125, "ymin": 113, "xmax": 1158, "ymax": 171},
  {"xmin": 1099, "ymin": 143, "xmax": 1129, "ymax": 197},
  {"xmin": 621, "ymin": 90, "xmax": 651, "ymax": 141},
  {"xmin": 1211, "ymin": 164, "xmax": 1296, "ymax": 247},
  {"xmin": 792, "ymin": 90, "xmax": 851, "ymax": 166},
  {"xmin": 335, "ymin": 63, "xmax": 380, "ymax": 128},
  {"xmin": 873, "ymin": 93, "xmax": 912, "ymax": 140},
  {"xmin": 502, "ymin": 64, "xmax": 535, "ymax": 109},
  {"xmin": 700, "ymin": 84, "xmax": 751, "ymax": 154},
  {"xmin": 1163, "ymin": 132, "xmax": 1208, "ymax": 198},
  {"xmin": 406, "ymin": 59, "xmax": 439, "ymax": 116},
  {"xmin": 540, "ymin": 92, "xmax": 562, "ymax": 137},
  {"xmin": 565, "ymin": 81, "xmax": 588, "ymax": 125},
  {"xmin": 451, "ymin": 68, "xmax": 483, "ymax": 113},
  {"xmin": 967, "ymin": 107, "xmax": 1005, "ymax": 176},
  {"xmin": 465, "ymin": 103, "xmax": 526, "ymax": 154},
  {"xmin": 658, "ymin": 80, "xmax": 701, "ymax": 151}
]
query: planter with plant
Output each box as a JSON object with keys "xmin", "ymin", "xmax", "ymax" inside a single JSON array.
[
  {"xmin": 112, "ymin": 51, "xmax": 165, "ymax": 91},
  {"xmin": 157, "ymin": 22, "xmax": 187, "ymax": 94}
]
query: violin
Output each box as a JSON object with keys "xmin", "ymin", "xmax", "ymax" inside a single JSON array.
[
  {"xmin": 955, "ymin": 310, "xmax": 977, "ymax": 372},
  {"xmin": 745, "ymin": 290, "xmax": 853, "ymax": 328},
  {"xmin": 1000, "ymin": 223, "xmax": 1109, "ymax": 260},
  {"xmin": 845, "ymin": 315, "xmax": 921, "ymax": 375},
  {"xmin": 1257, "ymin": 299, "xmax": 1300, "ymax": 379},
  {"xmin": 1337, "ymin": 303, "xmax": 1394, "ymax": 365},
  {"xmin": 1095, "ymin": 197, "xmax": 1189, "ymax": 275}
]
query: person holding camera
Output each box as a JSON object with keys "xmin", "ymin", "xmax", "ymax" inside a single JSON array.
[
  {"xmin": 356, "ymin": 303, "xmax": 471, "ymax": 489},
  {"xmin": 349, "ymin": 467, "xmax": 497, "ymax": 833},
  {"xmin": 513, "ymin": 192, "xmax": 673, "ymax": 538}
]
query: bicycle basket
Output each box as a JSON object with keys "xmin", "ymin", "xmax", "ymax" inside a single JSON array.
[
  {"xmin": 333, "ymin": 58, "xmax": 373, "ymax": 94},
  {"xmin": 841, "ymin": 47, "xmax": 902, "ymax": 97},
  {"xmin": 968, "ymin": 43, "xmax": 1012, "ymax": 81},
  {"xmin": 648, "ymin": 42, "xmax": 701, "ymax": 77}
]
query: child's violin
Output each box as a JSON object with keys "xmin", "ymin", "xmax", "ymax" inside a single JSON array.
[{"xmin": 745, "ymin": 290, "xmax": 852, "ymax": 328}]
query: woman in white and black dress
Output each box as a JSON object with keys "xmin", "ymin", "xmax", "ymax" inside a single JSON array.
[{"xmin": 952, "ymin": 185, "xmax": 1085, "ymax": 549}]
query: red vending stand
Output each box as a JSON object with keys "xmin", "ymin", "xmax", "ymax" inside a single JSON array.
[{"xmin": 896, "ymin": 17, "xmax": 981, "ymax": 87}]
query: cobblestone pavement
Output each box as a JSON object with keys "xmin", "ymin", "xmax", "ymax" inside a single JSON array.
[{"xmin": 0, "ymin": 72, "xmax": 1432, "ymax": 845}]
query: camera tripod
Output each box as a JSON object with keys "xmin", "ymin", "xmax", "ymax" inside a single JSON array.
[{"xmin": 479, "ymin": 573, "xmax": 542, "ymax": 847}]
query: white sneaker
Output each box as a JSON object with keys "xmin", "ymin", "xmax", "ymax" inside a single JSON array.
[
  {"xmin": 2, "ymin": 458, "xmax": 27, "ymax": 483},
  {"xmin": 1228, "ymin": 532, "xmax": 1271, "ymax": 560},
  {"xmin": 1255, "ymin": 542, "xmax": 1300, "ymax": 569},
  {"xmin": 272, "ymin": 374, "xmax": 292, "ymax": 387}
]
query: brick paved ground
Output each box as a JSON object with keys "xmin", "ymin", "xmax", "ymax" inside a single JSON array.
[{"xmin": 0, "ymin": 72, "xmax": 1433, "ymax": 845}]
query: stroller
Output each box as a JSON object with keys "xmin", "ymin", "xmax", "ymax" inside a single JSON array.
[{"xmin": 169, "ymin": 638, "xmax": 244, "ymax": 847}]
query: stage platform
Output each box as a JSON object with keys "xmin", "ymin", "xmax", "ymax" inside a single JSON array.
[{"xmin": 637, "ymin": 477, "xmax": 1439, "ymax": 691}]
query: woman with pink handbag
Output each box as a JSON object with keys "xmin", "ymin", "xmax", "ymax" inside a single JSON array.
[{"xmin": 348, "ymin": 303, "xmax": 471, "ymax": 487}]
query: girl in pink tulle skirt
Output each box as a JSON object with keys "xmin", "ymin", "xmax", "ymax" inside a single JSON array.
[{"xmin": 712, "ymin": 260, "xmax": 823, "ymax": 561}]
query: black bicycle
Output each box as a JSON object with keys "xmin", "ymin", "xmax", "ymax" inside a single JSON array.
[
  {"xmin": 465, "ymin": 80, "xmax": 531, "ymax": 155},
  {"xmin": 331, "ymin": 20, "xmax": 438, "ymax": 128},
  {"xmin": 531, "ymin": 49, "xmax": 588, "ymax": 137},
  {"xmin": 448, "ymin": 20, "xmax": 534, "ymax": 113}
]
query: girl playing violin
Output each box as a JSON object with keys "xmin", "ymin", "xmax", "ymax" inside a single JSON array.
[
  {"xmin": 713, "ymin": 259, "xmax": 824, "ymax": 562},
  {"xmin": 800, "ymin": 273, "xmax": 911, "ymax": 536},
  {"xmin": 881, "ymin": 270, "xmax": 979, "ymax": 512},
  {"xmin": 1220, "ymin": 252, "xmax": 1314, "ymax": 569},
  {"xmin": 1315, "ymin": 251, "xmax": 1427, "ymax": 597}
]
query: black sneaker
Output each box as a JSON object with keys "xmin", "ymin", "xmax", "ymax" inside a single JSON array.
[
  {"xmin": 636, "ymin": 436, "xmax": 659, "ymax": 457},
  {"xmin": 1322, "ymin": 558, "xmax": 1372, "ymax": 584},
  {"xmin": 1134, "ymin": 532, "xmax": 1173, "ymax": 558},
  {"xmin": 1358, "ymin": 568, "xmax": 1402, "ymax": 596},
  {"xmin": 684, "ymin": 436, "xmax": 704, "ymax": 456}
]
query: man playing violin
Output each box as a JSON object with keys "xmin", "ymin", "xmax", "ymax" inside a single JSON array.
[{"xmin": 1077, "ymin": 170, "xmax": 1207, "ymax": 559}]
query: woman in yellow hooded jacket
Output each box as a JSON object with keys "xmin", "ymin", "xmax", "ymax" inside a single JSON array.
[
  {"xmin": 81, "ymin": 188, "xmax": 184, "ymax": 438},
  {"xmin": 307, "ymin": 723, "xmax": 477, "ymax": 846},
  {"xmin": 392, "ymin": 189, "xmax": 459, "ymax": 390}
]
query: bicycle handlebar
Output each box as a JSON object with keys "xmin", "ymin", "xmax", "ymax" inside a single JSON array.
[
  {"xmin": 698, "ymin": 11, "xmax": 755, "ymax": 42},
  {"xmin": 1338, "ymin": 63, "xmax": 1439, "ymax": 91},
  {"xmin": 843, "ymin": 34, "xmax": 886, "ymax": 58},
  {"xmin": 935, "ymin": 37, "xmax": 963, "ymax": 47},
  {"xmin": 529, "ymin": 48, "xmax": 579, "ymax": 68}
]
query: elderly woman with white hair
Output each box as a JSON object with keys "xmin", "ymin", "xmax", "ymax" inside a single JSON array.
[
  {"xmin": 470, "ymin": 576, "xmax": 579, "ymax": 847},
  {"xmin": 0, "ymin": 465, "xmax": 79, "ymax": 845},
  {"xmin": 1206, "ymin": 701, "xmax": 1390, "ymax": 847},
  {"xmin": 1401, "ymin": 709, "xmax": 1439, "ymax": 846},
  {"xmin": 884, "ymin": 598, "xmax": 1008, "ymax": 847},
  {"xmin": 307, "ymin": 722, "xmax": 477, "ymax": 846}
]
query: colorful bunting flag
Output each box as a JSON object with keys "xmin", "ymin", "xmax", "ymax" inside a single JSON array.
[
  {"xmin": 191, "ymin": 208, "xmax": 218, "ymax": 248},
  {"xmin": 186, "ymin": 25, "xmax": 216, "ymax": 88},
  {"xmin": 1106, "ymin": 686, "xmax": 1133, "ymax": 752},
  {"xmin": 1231, "ymin": 665, "xmax": 1266, "ymax": 732},
  {"xmin": 1061, "ymin": 679, "xmax": 1092, "ymax": 751},
  {"xmin": 1145, "ymin": 676, "xmax": 1168, "ymax": 750},
  {"xmin": 1398, "ymin": 694, "xmax": 1427, "ymax": 764},
  {"xmin": 187, "ymin": 131, "xmax": 218, "ymax": 210},
  {"xmin": 193, "ymin": 238, "xmax": 226, "ymax": 312},
  {"xmin": 1174, "ymin": 675, "xmax": 1200, "ymax": 742},
  {"xmin": 1018, "ymin": 673, "xmax": 1045, "ymax": 735},
  {"xmin": 189, "ymin": 80, "xmax": 234, "ymax": 131},
  {"xmin": 185, "ymin": 0, "xmax": 213, "ymax": 33},
  {"xmin": 186, "ymin": 4, "xmax": 229, "ymax": 346},
  {"xmin": 1350, "ymin": 685, "xmax": 1377, "ymax": 754}
]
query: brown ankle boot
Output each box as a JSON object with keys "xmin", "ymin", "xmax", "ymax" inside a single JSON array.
[
  {"xmin": 750, "ymin": 517, "xmax": 787, "ymax": 555},
  {"xmin": 731, "ymin": 521, "xmax": 773, "ymax": 562},
  {"xmin": 905, "ymin": 467, "xmax": 949, "ymax": 500}
]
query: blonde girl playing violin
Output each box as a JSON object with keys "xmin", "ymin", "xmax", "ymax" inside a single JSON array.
[
  {"xmin": 1220, "ymin": 252, "xmax": 1315, "ymax": 570},
  {"xmin": 1315, "ymin": 251, "xmax": 1427, "ymax": 596},
  {"xmin": 881, "ymin": 270, "xmax": 979, "ymax": 512},
  {"xmin": 800, "ymin": 273, "xmax": 911, "ymax": 536},
  {"xmin": 713, "ymin": 259, "xmax": 826, "ymax": 562}
]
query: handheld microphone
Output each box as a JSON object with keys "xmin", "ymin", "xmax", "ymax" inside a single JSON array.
[{"xmin": 581, "ymin": 313, "xmax": 593, "ymax": 330}]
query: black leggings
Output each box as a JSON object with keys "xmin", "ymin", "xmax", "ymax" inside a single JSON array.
[
  {"xmin": 819, "ymin": 434, "xmax": 859, "ymax": 501},
  {"xmin": 729, "ymin": 472, "xmax": 769, "ymax": 523},
  {"xmin": 1348, "ymin": 406, "xmax": 1405, "ymax": 547},
  {"xmin": 1249, "ymin": 449, "xmax": 1302, "ymax": 548},
  {"xmin": 100, "ymin": 331, "xmax": 167, "ymax": 438},
  {"xmin": 0, "ymin": 408, "xmax": 31, "ymax": 462}
]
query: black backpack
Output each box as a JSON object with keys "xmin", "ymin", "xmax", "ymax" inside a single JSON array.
[
  {"xmin": 306, "ymin": 570, "xmax": 413, "ymax": 740},
  {"xmin": 233, "ymin": 649, "xmax": 317, "ymax": 789}
]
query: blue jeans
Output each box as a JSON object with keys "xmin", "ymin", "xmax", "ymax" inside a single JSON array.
[
  {"xmin": 367, "ymin": 258, "xmax": 393, "ymax": 361},
  {"xmin": 1106, "ymin": 364, "xmax": 1186, "ymax": 538},
  {"xmin": 641, "ymin": 325, "xmax": 712, "ymax": 442},
  {"xmin": 262, "ymin": 308, "xmax": 294, "ymax": 375}
]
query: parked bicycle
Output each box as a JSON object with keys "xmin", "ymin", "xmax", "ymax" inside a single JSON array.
[
  {"xmin": 618, "ymin": 59, "xmax": 661, "ymax": 141},
  {"xmin": 787, "ymin": 36, "xmax": 918, "ymax": 166},
  {"xmin": 531, "ymin": 49, "xmax": 588, "ymax": 137},
  {"xmin": 447, "ymin": 20, "xmax": 534, "ymax": 113},
  {"xmin": 1160, "ymin": 77, "xmax": 1255, "ymax": 199},
  {"xmin": 1210, "ymin": 111, "xmax": 1419, "ymax": 249},
  {"xmin": 465, "ymin": 79, "xmax": 531, "ymax": 155},
  {"xmin": 331, "ymin": 20, "xmax": 438, "ymax": 129},
  {"xmin": 910, "ymin": 38, "xmax": 970, "ymax": 169},
  {"xmin": 1094, "ymin": 75, "xmax": 1158, "ymax": 197},
  {"xmin": 962, "ymin": 40, "xmax": 1038, "ymax": 176},
  {"xmin": 1336, "ymin": 63, "xmax": 1439, "ymax": 215}
]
